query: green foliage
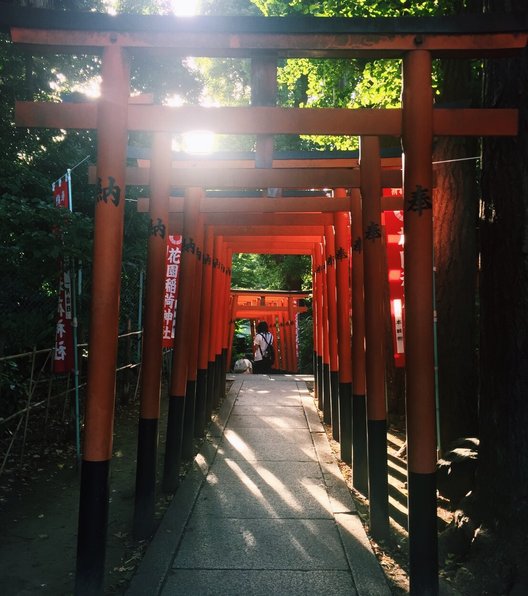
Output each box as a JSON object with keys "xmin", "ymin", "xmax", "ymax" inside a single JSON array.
[
  {"xmin": 193, "ymin": 58, "xmax": 251, "ymax": 106},
  {"xmin": 297, "ymin": 308, "xmax": 314, "ymax": 373},
  {"xmin": 231, "ymin": 253, "xmax": 311, "ymax": 291},
  {"xmin": 0, "ymin": 194, "xmax": 92, "ymax": 353},
  {"xmin": 232, "ymin": 319, "xmax": 252, "ymax": 364},
  {"xmin": 202, "ymin": 0, "xmax": 260, "ymax": 15}
]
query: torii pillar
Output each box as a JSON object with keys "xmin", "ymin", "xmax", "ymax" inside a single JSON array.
[
  {"xmin": 333, "ymin": 191, "xmax": 353, "ymax": 464},
  {"xmin": 133, "ymin": 131, "xmax": 171, "ymax": 540},
  {"xmin": 360, "ymin": 135, "xmax": 389, "ymax": 541},
  {"xmin": 403, "ymin": 50, "xmax": 438, "ymax": 595},
  {"xmin": 75, "ymin": 46, "xmax": 129, "ymax": 595},
  {"xmin": 351, "ymin": 188, "xmax": 369, "ymax": 497},
  {"xmin": 162, "ymin": 188, "xmax": 201, "ymax": 492},
  {"xmin": 325, "ymin": 224, "xmax": 340, "ymax": 439},
  {"xmin": 195, "ymin": 227, "xmax": 214, "ymax": 437}
]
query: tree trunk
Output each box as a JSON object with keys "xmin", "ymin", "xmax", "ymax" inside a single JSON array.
[
  {"xmin": 478, "ymin": 0, "xmax": 528, "ymax": 527},
  {"xmin": 433, "ymin": 58, "xmax": 480, "ymax": 452}
]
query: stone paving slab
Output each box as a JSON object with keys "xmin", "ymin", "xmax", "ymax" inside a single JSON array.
[
  {"xmin": 220, "ymin": 427, "xmax": 316, "ymax": 461},
  {"xmin": 227, "ymin": 407, "xmax": 308, "ymax": 429},
  {"xmin": 162, "ymin": 569, "xmax": 358, "ymax": 596},
  {"xmin": 172, "ymin": 517, "xmax": 350, "ymax": 570},
  {"xmin": 193, "ymin": 460, "xmax": 332, "ymax": 519}
]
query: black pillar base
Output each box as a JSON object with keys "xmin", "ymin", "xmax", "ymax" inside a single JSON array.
[
  {"xmin": 213, "ymin": 354, "xmax": 222, "ymax": 409},
  {"xmin": 133, "ymin": 418, "xmax": 158, "ymax": 540},
  {"xmin": 409, "ymin": 471, "xmax": 439, "ymax": 595},
  {"xmin": 352, "ymin": 393, "xmax": 369, "ymax": 496},
  {"xmin": 330, "ymin": 370, "xmax": 340, "ymax": 441},
  {"xmin": 182, "ymin": 379, "xmax": 196, "ymax": 461},
  {"xmin": 205, "ymin": 360, "xmax": 215, "ymax": 421},
  {"xmin": 316, "ymin": 355, "xmax": 323, "ymax": 410},
  {"xmin": 313, "ymin": 350, "xmax": 318, "ymax": 401},
  {"xmin": 367, "ymin": 418, "xmax": 390, "ymax": 542},
  {"xmin": 339, "ymin": 382, "xmax": 352, "ymax": 464},
  {"xmin": 220, "ymin": 347, "xmax": 228, "ymax": 399},
  {"xmin": 322, "ymin": 363, "xmax": 331, "ymax": 424},
  {"xmin": 194, "ymin": 368, "xmax": 207, "ymax": 438},
  {"xmin": 75, "ymin": 459, "xmax": 110, "ymax": 596},
  {"xmin": 162, "ymin": 395, "xmax": 185, "ymax": 493}
]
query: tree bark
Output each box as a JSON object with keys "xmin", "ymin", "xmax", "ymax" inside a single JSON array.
[
  {"xmin": 433, "ymin": 58, "xmax": 480, "ymax": 452},
  {"xmin": 478, "ymin": 0, "xmax": 528, "ymax": 525}
]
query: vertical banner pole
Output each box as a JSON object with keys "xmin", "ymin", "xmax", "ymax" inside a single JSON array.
[
  {"xmin": 402, "ymin": 49, "xmax": 438, "ymax": 596},
  {"xmin": 75, "ymin": 45, "xmax": 129, "ymax": 595}
]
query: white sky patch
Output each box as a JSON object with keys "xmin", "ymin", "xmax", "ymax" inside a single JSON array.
[
  {"xmin": 181, "ymin": 130, "xmax": 215, "ymax": 154},
  {"xmin": 171, "ymin": 0, "xmax": 200, "ymax": 16}
]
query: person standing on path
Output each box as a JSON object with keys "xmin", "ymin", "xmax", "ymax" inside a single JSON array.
[{"xmin": 253, "ymin": 321, "xmax": 274, "ymax": 374}]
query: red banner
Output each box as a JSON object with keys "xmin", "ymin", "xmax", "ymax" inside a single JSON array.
[
  {"xmin": 53, "ymin": 176, "xmax": 70, "ymax": 209},
  {"xmin": 383, "ymin": 205, "xmax": 405, "ymax": 367},
  {"xmin": 52, "ymin": 175, "xmax": 74, "ymax": 373},
  {"xmin": 162, "ymin": 235, "xmax": 183, "ymax": 348}
]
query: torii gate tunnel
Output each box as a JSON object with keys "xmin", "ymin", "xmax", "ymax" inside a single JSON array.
[{"xmin": 1, "ymin": 4, "xmax": 523, "ymax": 595}]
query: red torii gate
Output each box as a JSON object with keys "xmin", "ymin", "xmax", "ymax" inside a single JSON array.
[
  {"xmin": 2, "ymin": 5, "xmax": 523, "ymax": 595},
  {"xmin": 228, "ymin": 290, "xmax": 310, "ymax": 373}
]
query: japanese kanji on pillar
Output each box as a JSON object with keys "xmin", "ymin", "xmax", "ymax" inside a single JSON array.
[{"xmin": 162, "ymin": 235, "xmax": 182, "ymax": 348}]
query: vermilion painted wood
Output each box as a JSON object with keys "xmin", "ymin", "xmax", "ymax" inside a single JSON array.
[
  {"xmin": 334, "ymin": 208, "xmax": 353, "ymax": 384},
  {"xmin": 10, "ymin": 17, "xmax": 528, "ymax": 58},
  {"xmin": 16, "ymin": 102, "xmax": 517, "ymax": 137},
  {"xmin": 402, "ymin": 49, "xmax": 438, "ymax": 596},
  {"xmin": 252, "ymin": 56, "xmax": 277, "ymax": 168},
  {"xmin": 313, "ymin": 244, "xmax": 324, "ymax": 376},
  {"xmin": 76, "ymin": 45, "xmax": 130, "ymax": 595},
  {"xmin": 83, "ymin": 45, "xmax": 129, "ymax": 462},
  {"xmin": 360, "ymin": 136, "xmax": 387, "ymax": 423},
  {"xmin": 321, "ymin": 244, "xmax": 331, "ymax": 371},
  {"xmin": 288, "ymin": 298, "xmax": 297, "ymax": 372},
  {"xmin": 169, "ymin": 188, "xmax": 201, "ymax": 397},
  {"xmin": 325, "ymin": 225, "xmax": 339, "ymax": 374},
  {"xmin": 187, "ymin": 196, "xmax": 205, "ymax": 384},
  {"xmin": 219, "ymin": 246, "xmax": 232, "ymax": 359},
  {"xmin": 208, "ymin": 236, "xmax": 224, "ymax": 365},
  {"xmin": 360, "ymin": 135, "xmax": 390, "ymax": 541},
  {"xmin": 198, "ymin": 228, "xmax": 215, "ymax": 371},
  {"xmin": 212, "ymin": 225, "xmax": 325, "ymax": 236},
  {"xmin": 351, "ymin": 189, "xmax": 367, "ymax": 397},
  {"xmin": 133, "ymin": 131, "xmax": 172, "ymax": 540},
  {"xmin": 227, "ymin": 244, "xmax": 319, "ymax": 254},
  {"xmin": 139, "ymin": 195, "xmax": 404, "ymax": 215},
  {"xmin": 402, "ymin": 53, "xmax": 437, "ymax": 476},
  {"xmin": 223, "ymin": 235, "xmax": 322, "ymax": 243},
  {"xmin": 203, "ymin": 213, "xmax": 335, "ymax": 226},
  {"xmin": 140, "ymin": 132, "xmax": 172, "ymax": 420},
  {"xmin": 90, "ymin": 164, "xmax": 402, "ymax": 190}
]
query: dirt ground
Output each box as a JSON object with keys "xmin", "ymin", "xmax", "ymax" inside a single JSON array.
[{"xmin": 0, "ymin": 397, "xmax": 171, "ymax": 595}]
